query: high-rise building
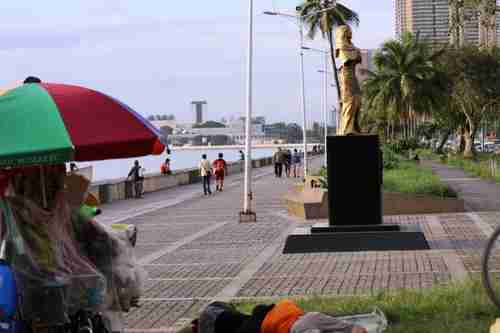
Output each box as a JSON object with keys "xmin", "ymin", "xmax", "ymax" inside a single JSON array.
[
  {"xmin": 395, "ymin": 0, "xmax": 500, "ymax": 46},
  {"xmin": 191, "ymin": 101, "xmax": 207, "ymax": 124},
  {"xmin": 395, "ymin": 0, "xmax": 450, "ymax": 46}
]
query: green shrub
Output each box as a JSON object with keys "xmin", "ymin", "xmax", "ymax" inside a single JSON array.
[
  {"xmin": 382, "ymin": 146, "xmax": 401, "ymax": 170},
  {"xmin": 414, "ymin": 148, "xmax": 438, "ymax": 161},
  {"xmin": 446, "ymin": 154, "xmax": 496, "ymax": 180},
  {"xmin": 383, "ymin": 161, "xmax": 457, "ymax": 198},
  {"xmin": 386, "ymin": 138, "xmax": 421, "ymax": 155}
]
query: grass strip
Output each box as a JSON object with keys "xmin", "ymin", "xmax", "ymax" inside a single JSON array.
[
  {"xmin": 234, "ymin": 280, "xmax": 498, "ymax": 333},
  {"xmin": 383, "ymin": 161, "xmax": 457, "ymax": 198}
]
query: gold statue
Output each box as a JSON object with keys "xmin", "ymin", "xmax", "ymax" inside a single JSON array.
[{"xmin": 336, "ymin": 25, "xmax": 362, "ymax": 135}]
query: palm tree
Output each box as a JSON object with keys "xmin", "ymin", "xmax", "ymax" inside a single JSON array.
[
  {"xmin": 298, "ymin": 0, "xmax": 359, "ymax": 103},
  {"xmin": 363, "ymin": 33, "xmax": 444, "ymax": 140}
]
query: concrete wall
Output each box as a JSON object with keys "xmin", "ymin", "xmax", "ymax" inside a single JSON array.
[
  {"xmin": 383, "ymin": 192, "xmax": 466, "ymax": 216},
  {"xmin": 284, "ymin": 189, "xmax": 466, "ymax": 221},
  {"xmin": 89, "ymin": 157, "xmax": 273, "ymax": 204}
]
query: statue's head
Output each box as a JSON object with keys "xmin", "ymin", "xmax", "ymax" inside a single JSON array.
[
  {"xmin": 336, "ymin": 25, "xmax": 352, "ymax": 49},
  {"xmin": 335, "ymin": 25, "xmax": 353, "ymax": 58}
]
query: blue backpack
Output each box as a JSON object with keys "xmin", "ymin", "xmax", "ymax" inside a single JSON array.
[{"xmin": 0, "ymin": 260, "xmax": 18, "ymax": 332}]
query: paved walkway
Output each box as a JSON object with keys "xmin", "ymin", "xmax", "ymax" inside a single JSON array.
[
  {"xmin": 424, "ymin": 161, "xmax": 500, "ymax": 211},
  {"xmin": 95, "ymin": 158, "xmax": 500, "ymax": 332}
]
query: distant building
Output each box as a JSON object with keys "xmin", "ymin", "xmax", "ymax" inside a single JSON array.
[
  {"xmin": 150, "ymin": 120, "xmax": 177, "ymax": 140},
  {"xmin": 191, "ymin": 101, "xmax": 207, "ymax": 124},
  {"xmin": 395, "ymin": 0, "xmax": 500, "ymax": 46},
  {"xmin": 170, "ymin": 118, "xmax": 265, "ymax": 145},
  {"xmin": 356, "ymin": 49, "xmax": 375, "ymax": 83}
]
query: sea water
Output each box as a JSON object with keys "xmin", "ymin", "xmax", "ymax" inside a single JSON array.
[{"xmin": 77, "ymin": 148, "xmax": 275, "ymax": 182}]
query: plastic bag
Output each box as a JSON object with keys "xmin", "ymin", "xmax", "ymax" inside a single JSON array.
[{"xmin": 0, "ymin": 194, "xmax": 107, "ymax": 324}]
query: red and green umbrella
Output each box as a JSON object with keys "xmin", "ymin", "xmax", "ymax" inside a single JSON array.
[{"xmin": 0, "ymin": 83, "xmax": 166, "ymax": 167}]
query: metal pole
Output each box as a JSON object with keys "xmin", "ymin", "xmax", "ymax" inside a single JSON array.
[
  {"xmin": 323, "ymin": 52, "xmax": 328, "ymax": 168},
  {"xmin": 243, "ymin": 0, "xmax": 254, "ymax": 214},
  {"xmin": 298, "ymin": 17, "xmax": 308, "ymax": 178}
]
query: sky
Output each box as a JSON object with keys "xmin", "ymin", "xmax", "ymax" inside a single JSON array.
[{"xmin": 0, "ymin": 1, "xmax": 394, "ymax": 127}]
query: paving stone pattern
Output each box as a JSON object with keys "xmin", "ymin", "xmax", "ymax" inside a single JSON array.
[{"xmin": 93, "ymin": 158, "xmax": 500, "ymax": 331}]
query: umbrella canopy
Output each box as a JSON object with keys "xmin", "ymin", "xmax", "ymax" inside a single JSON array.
[{"xmin": 0, "ymin": 83, "xmax": 165, "ymax": 167}]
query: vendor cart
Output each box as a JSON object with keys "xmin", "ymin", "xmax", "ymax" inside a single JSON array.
[{"xmin": 0, "ymin": 80, "xmax": 166, "ymax": 333}]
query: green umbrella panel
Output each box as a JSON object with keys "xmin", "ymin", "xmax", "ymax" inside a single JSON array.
[{"xmin": 0, "ymin": 84, "xmax": 74, "ymax": 167}]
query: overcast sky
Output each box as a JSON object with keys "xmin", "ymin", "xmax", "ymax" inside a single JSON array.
[{"xmin": 0, "ymin": 1, "xmax": 394, "ymax": 126}]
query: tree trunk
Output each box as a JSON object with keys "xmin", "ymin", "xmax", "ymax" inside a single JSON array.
[
  {"xmin": 436, "ymin": 130, "xmax": 451, "ymax": 154},
  {"xmin": 463, "ymin": 122, "xmax": 476, "ymax": 159},
  {"xmin": 327, "ymin": 30, "xmax": 342, "ymax": 122},
  {"xmin": 455, "ymin": 126, "xmax": 464, "ymax": 153}
]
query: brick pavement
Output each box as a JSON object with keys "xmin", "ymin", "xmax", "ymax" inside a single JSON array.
[{"xmin": 94, "ymin": 157, "xmax": 500, "ymax": 332}]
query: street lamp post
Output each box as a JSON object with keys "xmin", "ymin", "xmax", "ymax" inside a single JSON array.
[
  {"xmin": 303, "ymin": 46, "xmax": 330, "ymax": 168},
  {"xmin": 298, "ymin": 18, "xmax": 308, "ymax": 178},
  {"xmin": 264, "ymin": 5, "xmax": 337, "ymax": 178},
  {"xmin": 241, "ymin": 0, "xmax": 256, "ymax": 222}
]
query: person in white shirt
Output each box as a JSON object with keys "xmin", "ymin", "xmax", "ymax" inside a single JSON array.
[{"xmin": 199, "ymin": 154, "xmax": 212, "ymax": 195}]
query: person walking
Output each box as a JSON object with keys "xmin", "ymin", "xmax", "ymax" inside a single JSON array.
[
  {"xmin": 284, "ymin": 149, "xmax": 292, "ymax": 178},
  {"xmin": 273, "ymin": 148, "xmax": 284, "ymax": 178},
  {"xmin": 127, "ymin": 160, "xmax": 144, "ymax": 198},
  {"xmin": 199, "ymin": 154, "xmax": 212, "ymax": 195},
  {"xmin": 292, "ymin": 149, "xmax": 301, "ymax": 178},
  {"xmin": 161, "ymin": 158, "xmax": 172, "ymax": 175},
  {"xmin": 239, "ymin": 150, "xmax": 245, "ymax": 172},
  {"xmin": 213, "ymin": 153, "xmax": 228, "ymax": 192}
]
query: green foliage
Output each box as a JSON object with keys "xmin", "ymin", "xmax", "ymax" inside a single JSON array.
[
  {"xmin": 316, "ymin": 167, "xmax": 328, "ymax": 189},
  {"xmin": 439, "ymin": 46, "xmax": 500, "ymax": 157},
  {"xmin": 414, "ymin": 148, "xmax": 438, "ymax": 161},
  {"xmin": 383, "ymin": 161, "xmax": 457, "ymax": 198},
  {"xmin": 234, "ymin": 279, "xmax": 497, "ymax": 333},
  {"xmin": 363, "ymin": 33, "xmax": 444, "ymax": 131},
  {"xmin": 385, "ymin": 138, "xmax": 420, "ymax": 155},
  {"xmin": 381, "ymin": 146, "xmax": 401, "ymax": 170},
  {"xmin": 445, "ymin": 153, "xmax": 500, "ymax": 181},
  {"xmin": 318, "ymin": 153, "xmax": 454, "ymax": 197}
]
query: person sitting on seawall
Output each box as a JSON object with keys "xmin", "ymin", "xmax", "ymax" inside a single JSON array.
[
  {"xmin": 177, "ymin": 299, "xmax": 367, "ymax": 333},
  {"xmin": 161, "ymin": 158, "xmax": 172, "ymax": 175}
]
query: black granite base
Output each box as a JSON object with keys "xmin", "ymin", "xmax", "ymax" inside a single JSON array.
[
  {"xmin": 327, "ymin": 135, "xmax": 383, "ymax": 226},
  {"xmin": 283, "ymin": 224, "xmax": 429, "ymax": 254}
]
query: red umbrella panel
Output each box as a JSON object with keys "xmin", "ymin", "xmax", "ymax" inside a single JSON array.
[{"xmin": 0, "ymin": 82, "xmax": 166, "ymax": 167}]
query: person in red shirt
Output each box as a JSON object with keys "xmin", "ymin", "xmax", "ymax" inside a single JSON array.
[
  {"xmin": 212, "ymin": 153, "xmax": 228, "ymax": 192},
  {"xmin": 160, "ymin": 158, "xmax": 172, "ymax": 175}
]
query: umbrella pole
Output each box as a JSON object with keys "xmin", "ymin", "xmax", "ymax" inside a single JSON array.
[{"xmin": 40, "ymin": 166, "xmax": 47, "ymax": 209}]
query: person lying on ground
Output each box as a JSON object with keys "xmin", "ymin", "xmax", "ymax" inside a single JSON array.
[{"xmin": 177, "ymin": 299, "xmax": 367, "ymax": 333}]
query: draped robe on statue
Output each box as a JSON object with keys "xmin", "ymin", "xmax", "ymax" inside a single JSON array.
[{"xmin": 336, "ymin": 26, "xmax": 362, "ymax": 135}]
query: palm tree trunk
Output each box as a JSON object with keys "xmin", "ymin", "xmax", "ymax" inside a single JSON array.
[{"xmin": 327, "ymin": 30, "xmax": 342, "ymax": 107}]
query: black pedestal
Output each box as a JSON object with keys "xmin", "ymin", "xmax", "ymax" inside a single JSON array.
[
  {"xmin": 327, "ymin": 135, "xmax": 382, "ymax": 226},
  {"xmin": 283, "ymin": 223, "xmax": 429, "ymax": 254},
  {"xmin": 281, "ymin": 135, "xmax": 429, "ymax": 254}
]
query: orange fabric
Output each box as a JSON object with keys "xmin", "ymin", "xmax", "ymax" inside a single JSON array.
[{"xmin": 261, "ymin": 299, "xmax": 304, "ymax": 333}]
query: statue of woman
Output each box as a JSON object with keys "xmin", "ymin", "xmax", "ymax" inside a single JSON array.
[{"xmin": 336, "ymin": 25, "xmax": 362, "ymax": 135}]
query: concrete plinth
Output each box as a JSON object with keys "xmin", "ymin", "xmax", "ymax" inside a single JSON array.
[
  {"xmin": 239, "ymin": 211, "xmax": 257, "ymax": 223},
  {"xmin": 283, "ymin": 223, "xmax": 429, "ymax": 254}
]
